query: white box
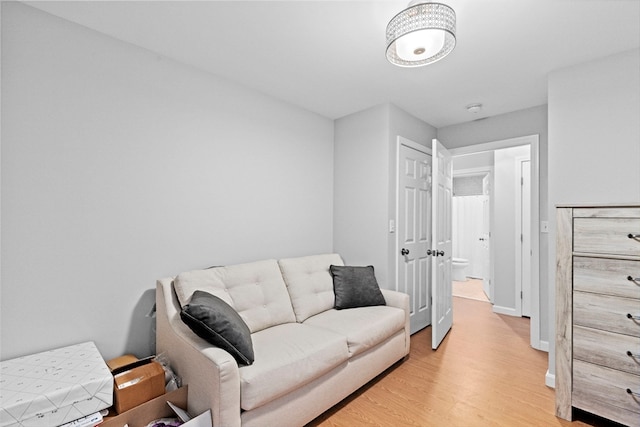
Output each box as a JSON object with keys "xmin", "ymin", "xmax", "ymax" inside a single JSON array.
[
  {"xmin": 167, "ymin": 402, "xmax": 211, "ymax": 427},
  {"xmin": 182, "ymin": 410, "xmax": 212, "ymax": 427},
  {"xmin": 0, "ymin": 342, "xmax": 113, "ymax": 427}
]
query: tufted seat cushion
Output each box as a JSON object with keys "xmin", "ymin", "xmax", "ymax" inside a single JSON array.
[
  {"xmin": 303, "ymin": 305, "xmax": 406, "ymax": 357},
  {"xmin": 278, "ymin": 254, "xmax": 344, "ymax": 322},
  {"xmin": 239, "ymin": 323, "xmax": 348, "ymax": 410},
  {"xmin": 173, "ymin": 259, "xmax": 296, "ymax": 333}
]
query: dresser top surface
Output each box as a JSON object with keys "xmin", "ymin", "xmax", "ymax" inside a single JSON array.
[{"xmin": 556, "ymin": 203, "xmax": 640, "ymax": 208}]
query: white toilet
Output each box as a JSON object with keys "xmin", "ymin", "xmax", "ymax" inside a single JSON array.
[{"xmin": 452, "ymin": 258, "xmax": 469, "ymax": 281}]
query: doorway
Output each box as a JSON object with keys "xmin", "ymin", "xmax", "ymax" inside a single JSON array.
[
  {"xmin": 450, "ymin": 135, "xmax": 542, "ymax": 351},
  {"xmin": 396, "ymin": 137, "xmax": 432, "ymax": 334},
  {"xmin": 451, "ymin": 168, "xmax": 492, "ymax": 301}
]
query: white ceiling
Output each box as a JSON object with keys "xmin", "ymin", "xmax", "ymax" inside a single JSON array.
[{"xmin": 26, "ymin": 0, "xmax": 640, "ymax": 128}]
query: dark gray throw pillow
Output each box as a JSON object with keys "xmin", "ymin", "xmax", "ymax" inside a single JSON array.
[
  {"xmin": 330, "ymin": 265, "xmax": 386, "ymax": 310},
  {"xmin": 180, "ymin": 290, "xmax": 254, "ymax": 365}
]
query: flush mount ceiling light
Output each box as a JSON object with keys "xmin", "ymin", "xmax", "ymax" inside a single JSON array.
[{"xmin": 386, "ymin": 1, "xmax": 456, "ymax": 67}]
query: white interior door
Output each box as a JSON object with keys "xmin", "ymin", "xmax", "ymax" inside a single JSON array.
[
  {"xmin": 431, "ymin": 139, "xmax": 453, "ymax": 350},
  {"xmin": 397, "ymin": 142, "xmax": 432, "ymax": 334},
  {"xmin": 520, "ymin": 159, "xmax": 532, "ymax": 317},
  {"xmin": 481, "ymin": 174, "xmax": 491, "ymax": 300},
  {"xmin": 452, "ymin": 195, "xmax": 484, "ymax": 278}
]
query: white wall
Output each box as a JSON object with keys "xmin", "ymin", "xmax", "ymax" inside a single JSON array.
[
  {"xmin": 453, "ymin": 151, "xmax": 494, "ymax": 171},
  {"xmin": 1, "ymin": 3, "xmax": 334, "ymax": 360},
  {"xmin": 333, "ymin": 103, "xmax": 436, "ymax": 290},
  {"xmin": 333, "ymin": 105, "xmax": 390, "ymax": 283},
  {"xmin": 547, "ymin": 48, "xmax": 640, "ymax": 381}
]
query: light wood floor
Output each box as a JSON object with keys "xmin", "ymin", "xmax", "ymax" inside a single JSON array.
[
  {"xmin": 307, "ymin": 297, "xmax": 620, "ymax": 427},
  {"xmin": 452, "ymin": 278, "xmax": 489, "ymax": 302}
]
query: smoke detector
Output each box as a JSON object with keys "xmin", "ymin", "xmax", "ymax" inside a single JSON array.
[{"xmin": 466, "ymin": 103, "xmax": 483, "ymax": 114}]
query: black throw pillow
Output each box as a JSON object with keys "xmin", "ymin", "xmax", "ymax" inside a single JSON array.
[
  {"xmin": 180, "ymin": 290, "xmax": 254, "ymax": 365},
  {"xmin": 330, "ymin": 265, "xmax": 386, "ymax": 310}
]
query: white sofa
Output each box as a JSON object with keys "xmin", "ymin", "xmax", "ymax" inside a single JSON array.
[{"xmin": 156, "ymin": 253, "xmax": 410, "ymax": 427}]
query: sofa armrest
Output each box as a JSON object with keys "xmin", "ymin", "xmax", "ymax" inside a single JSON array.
[
  {"xmin": 156, "ymin": 278, "xmax": 241, "ymax": 427},
  {"xmin": 381, "ymin": 289, "xmax": 411, "ymax": 356},
  {"xmin": 380, "ymin": 288, "xmax": 408, "ymax": 311}
]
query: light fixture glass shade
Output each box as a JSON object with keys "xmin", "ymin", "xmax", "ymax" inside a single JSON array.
[{"xmin": 386, "ymin": 2, "xmax": 456, "ymax": 67}]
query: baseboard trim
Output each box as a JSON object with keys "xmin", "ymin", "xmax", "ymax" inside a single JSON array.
[
  {"xmin": 539, "ymin": 340, "xmax": 549, "ymax": 352},
  {"xmin": 492, "ymin": 305, "xmax": 518, "ymax": 316},
  {"xmin": 545, "ymin": 370, "xmax": 555, "ymax": 388}
]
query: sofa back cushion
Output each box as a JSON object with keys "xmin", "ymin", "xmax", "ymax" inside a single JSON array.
[
  {"xmin": 278, "ymin": 254, "xmax": 344, "ymax": 322},
  {"xmin": 173, "ymin": 259, "xmax": 296, "ymax": 333}
]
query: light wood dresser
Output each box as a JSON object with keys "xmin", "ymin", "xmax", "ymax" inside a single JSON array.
[{"xmin": 556, "ymin": 204, "xmax": 640, "ymax": 426}]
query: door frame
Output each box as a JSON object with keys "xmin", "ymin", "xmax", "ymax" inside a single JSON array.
[
  {"xmin": 394, "ymin": 136, "xmax": 432, "ymax": 332},
  {"xmin": 449, "ymin": 135, "xmax": 542, "ymax": 351}
]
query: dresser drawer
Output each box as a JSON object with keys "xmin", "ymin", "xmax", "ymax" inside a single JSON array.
[
  {"xmin": 573, "ymin": 291, "xmax": 640, "ymax": 337},
  {"xmin": 573, "ymin": 359, "xmax": 640, "ymax": 427},
  {"xmin": 574, "ymin": 207, "xmax": 640, "ymax": 219},
  {"xmin": 573, "ymin": 218, "xmax": 640, "ymax": 257},
  {"xmin": 574, "ymin": 325, "xmax": 640, "ymax": 375},
  {"xmin": 574, "ymin": 256, "xmax": 640, "ymax": 299}
]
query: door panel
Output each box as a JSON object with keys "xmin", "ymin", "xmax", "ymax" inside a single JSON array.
[
  {"xmin": 521, "ymin": 160, "xmax": 531, "ymax": 317},
  {"xmin": 398, "ymin": 143, "xmax": 431, "ymax": 334},
  {"xmin": 481, "ymin": 174, "xmax": 491, "ymax": 300},
  {"xmin": 431, "ymin": 139, "xmax": 453, "ymax": 349}
]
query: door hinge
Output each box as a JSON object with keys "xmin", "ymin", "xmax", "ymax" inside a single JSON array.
[
  {"xmin": 520, "ymin": 233, "xmax": 523, "ymax": 242},
  {"xmin": 521, "ymin": 177, "xmax": 524, "ymax": 185},
  {"xmin": 520, "ymin": 291, "xmax": 523, "ymax": 299}
]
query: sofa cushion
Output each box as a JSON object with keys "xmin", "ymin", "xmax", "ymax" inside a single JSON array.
[
  {"xmin": 180, "ymin": 290, "xmax": 254, "ymax": 365},
  {"xmin": 304, "ymin": 306, "xmax": 405, "ymax": 357},
  {"xmin": 330, "ymin": 265, "xmax": 386, "ymax": 309},
  {"xmin": 278, "ymin": 254, "xmax": 344, "ymax": 322},
  {"xmin": 239, "ymin": 323, "xmax": 348, "ymax": 411},
  {"xmin": 174, "ymin": 259, "xmax": 296, "ymax": 333}
]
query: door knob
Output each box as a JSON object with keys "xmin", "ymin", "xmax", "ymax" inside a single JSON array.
[
  {"xmin": 479, "ymin": 238, "xmax": 485, "ymax": 241},
  {"xmin": 401, "ymin": 248, "xmax": 410, "ymax": 256},
  {"xmin": 436, "ymin": 250, "xmax": 445, "ymax": 257},
  {"xmin": 427, "ymin": 249, "xmax": 433, "ymax": 256}
]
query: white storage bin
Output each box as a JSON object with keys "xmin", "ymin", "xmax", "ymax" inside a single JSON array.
[{"xmin": 0, "ymin": 342, "xmax": 113, "ymax": 427}]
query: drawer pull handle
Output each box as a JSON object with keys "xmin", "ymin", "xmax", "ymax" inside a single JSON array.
[
  {"xmin": 628, "ymin": 233, "xmax": 640, "ymax": 239},
  {"xmin": 627, "ymin": 313, "xmax": 640, "ymax": 321},
  {"xmin": 627, "ymin": 350, "xmax": 639, "ymax": 358},
  {"xmin": 627, "ymin": 276, "xmax": 640, "ymax": 284},
  {"xmin": 627, "ymin": 388, "xmax": 640, "ymax": 397}
]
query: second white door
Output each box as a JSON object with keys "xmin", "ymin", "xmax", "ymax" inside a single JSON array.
[
  {"xmin": 397, "ymin": 142, "xmax": 432, "ymax": 334},
  {"xmin": 517, "ymin": 158, "xmax": 532, "ymax": 317}
]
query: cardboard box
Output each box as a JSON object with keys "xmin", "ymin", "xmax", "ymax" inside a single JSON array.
[
  {"xmin": 0, "ymin": 342, "xmax": 113, "ymax": 427},
  {"xmin": 105, "ymin": 355, "xmax": 138, "ymax": 372},
  {"xmin": 108, "ymin": 356, "xmax": 165, "ymax": 414},
  {"xmin": 100, "ymin": 386, "xmax": 187, "ymax": 427}
]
